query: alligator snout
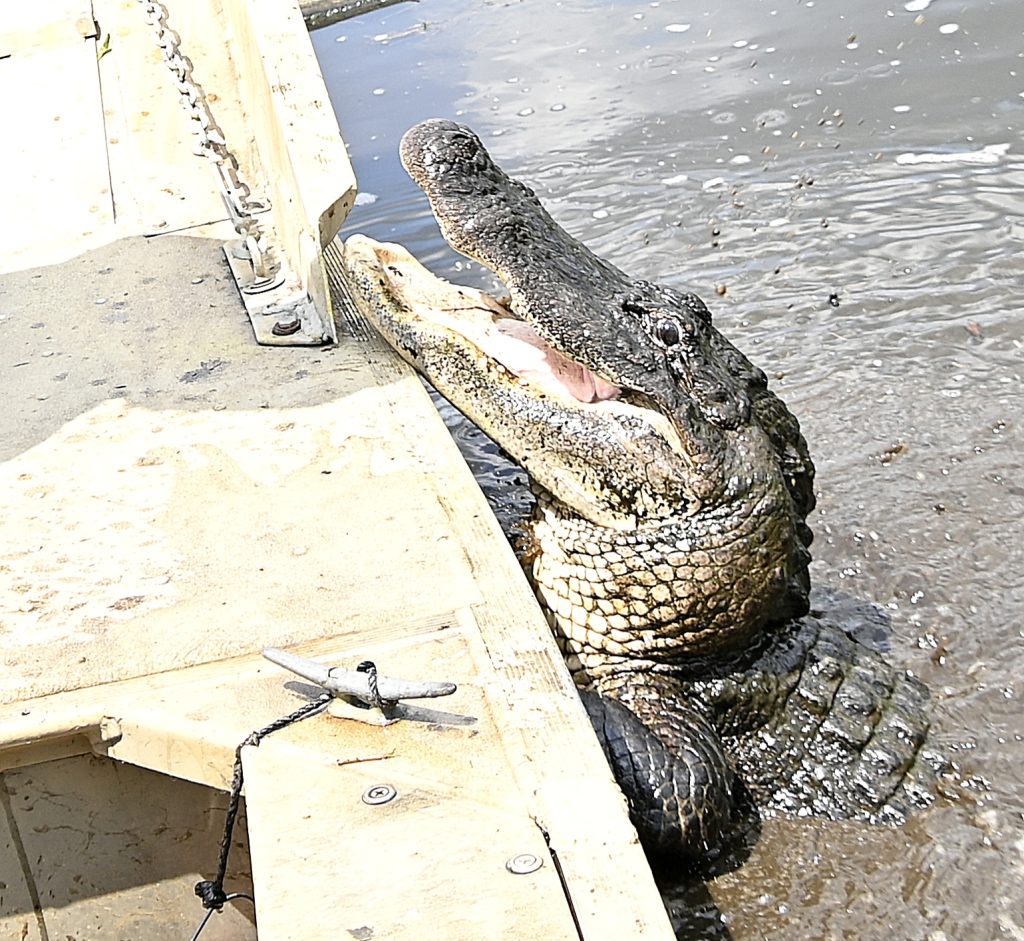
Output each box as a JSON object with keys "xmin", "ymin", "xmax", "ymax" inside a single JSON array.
[{"xmin": 401, "ymin": 118, "xmax": 496, "ymax": 187}]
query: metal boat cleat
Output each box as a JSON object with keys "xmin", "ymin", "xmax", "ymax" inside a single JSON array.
[{"xmin": 262, "ymin": 647, "xmax": 468, "ymax": 727}]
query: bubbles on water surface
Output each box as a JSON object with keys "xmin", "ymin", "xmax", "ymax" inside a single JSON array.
[{"xmin": 755, "ymin": 109, "xmax": 790, "ymax": 129}]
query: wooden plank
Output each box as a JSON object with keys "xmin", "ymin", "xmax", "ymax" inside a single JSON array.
[
  {"xmin": 0, "ymin": 394, "xmax": 484, "ymax": 703},
  {"xmin": 244, "ymin": 749, "xmax": 577, "ymax": 941},
  {"xmin": 0, "ymin": 622, "xmax": 627, "ymax": 940},
  {"xmin": 1, "ymin": 231, "xmax": 495, "ymax": 705},
  {"xmin": 0, "ymin": 19, "xmax": 114, "ymax": 272},
  {"xmin": 94, "ymin": 0, "xmax": 229, "ymax": 237},
  {"xmin": 242, "ymin": 627, "xmax": 580, "ymax": 941}
]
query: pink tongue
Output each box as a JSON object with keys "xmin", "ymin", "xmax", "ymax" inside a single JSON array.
[{"xmin": 492, "ymin": 319, "xmax": 619, "ymax": 404}]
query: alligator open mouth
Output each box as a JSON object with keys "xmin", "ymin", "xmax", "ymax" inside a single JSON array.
[
  {"xmin": 348, "ymin": 237, "xmax": 622, "ymax": 407},
  {"xmin": 330, "ymin": 122, "xmax": 914, "ymax": 867}
]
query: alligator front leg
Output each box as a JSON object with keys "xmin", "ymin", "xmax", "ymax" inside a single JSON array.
[
  {"xmin": 581, "ymin": 689, "xmax": 735, "ymax": 860},
  {"xmin": 687, "ymin": 617, "xmax": 946, "ymax": 824}
]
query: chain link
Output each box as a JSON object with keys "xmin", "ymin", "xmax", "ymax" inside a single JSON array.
[{"xmin": 138, "ymin": 0, "xmax": 274, "ymax": 279}]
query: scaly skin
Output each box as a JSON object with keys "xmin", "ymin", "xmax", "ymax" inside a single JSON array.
[
  {"xmin": 342, "ymin": 120, "xmax": 942, "ymax": 861},
  {"xmin": 597, "ymin": 618, "xmax": 941, "ymax": 852},
  {"xmin": 530, "ymin": 473, "xmax": 805, "ymax": 680}
]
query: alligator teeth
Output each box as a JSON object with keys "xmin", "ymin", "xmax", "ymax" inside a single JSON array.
[{"xmin": 348, "ymin": 234, "xmax": 620, "ymax": 405}]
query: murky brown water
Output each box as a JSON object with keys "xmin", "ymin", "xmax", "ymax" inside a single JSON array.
[{"xmin": 314, "ymin": 1, "xmax": 1024, "ymax": 936}]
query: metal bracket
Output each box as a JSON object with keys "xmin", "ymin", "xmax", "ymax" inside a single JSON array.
[
  {"xmin": 139, "ymin": 0, "xmax": 343, "ymax": 349},
  {"xmin": 262, "ymin": 647, "xmax": 461, "ymax": 727},
  {"xmin": 223, "ymin": 240, "xmax": 334, "ymax": 347}
]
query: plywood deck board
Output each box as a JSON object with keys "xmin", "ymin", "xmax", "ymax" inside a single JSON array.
[
  {"xmin": 0, "ymin": 235, "xmax": 488, "ymax": 703},
  {"xmin": 245, "ymin": 748, "xmax": 579, "ymax": 941},
  {"xmin": 1, "ymin": 619, "xmax": 600, "ymax": 940},
  {"xmin": 0, "ymin": 27, "xmax": 114, "ymax": 272},
  {"xmin": 94, "ymin": 0, "xmax": 229, "ymax": 236},
  {"xmin": 97, "ymin": 624, "xmax": 480, "ymax": 789},
  {"xmin": 238, "ymin": 624, "xmax": 579, "ymax": 941}
]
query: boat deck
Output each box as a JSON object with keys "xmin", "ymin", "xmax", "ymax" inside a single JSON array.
[{"xmin": 0, "ymin": 2, "xmax": 673, "ymax": 939}]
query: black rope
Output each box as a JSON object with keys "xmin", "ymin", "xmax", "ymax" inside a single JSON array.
[
  {"xmin": 193, "ymin": 693, "xmax": 332, "ymax": 919},
  {"xmin": 188, "ymin": 893, "xmax": 254, "ymax": 941}
]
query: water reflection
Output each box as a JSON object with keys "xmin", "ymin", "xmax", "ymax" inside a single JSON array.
[{"xmin": 314, "ymin": 0, "xmax": 1024, "ymax": 936}]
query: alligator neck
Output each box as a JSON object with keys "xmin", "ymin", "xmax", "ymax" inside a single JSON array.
[{"xmin": 527, "ymin": 467, "xmax": 808, "ymax": 686}]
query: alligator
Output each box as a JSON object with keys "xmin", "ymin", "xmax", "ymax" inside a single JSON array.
[{"xmin": 343, "ymin": 119, "xmax": 944, "ymax": 861}]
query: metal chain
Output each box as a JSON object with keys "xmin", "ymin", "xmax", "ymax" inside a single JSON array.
[{"xmin": 137, "ymin": 0, "xmax": 274, "ymax": 279}]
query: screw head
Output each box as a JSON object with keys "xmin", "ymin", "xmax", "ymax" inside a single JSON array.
[
  {"xmin": 271, "ymin": 317, "xmax": 302, "ymax": 336},
  {"xmin": 361, "ymin": 784, "xmax": 397, "ymax": 806},
  {"xmin": 505, "ymin": 853, "xmax": 543, "ymax": 875}
]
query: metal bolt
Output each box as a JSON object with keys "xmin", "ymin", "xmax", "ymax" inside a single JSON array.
[
  {"xmin": 242, "ymin": 273, "xmax": 285, "ymax": 295},
  {"xmin": 361, "ymin": 784, "xmax": 397, "ymax": 806},
  {"xmin": 272, "ymin": 317, "xmax": 301, "ymax": 337},
  {"xmin": 505, "ymin": 853, "xmax": 543, "ymax": 875}
]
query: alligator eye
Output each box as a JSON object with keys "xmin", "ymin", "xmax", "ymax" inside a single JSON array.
[{"xmin": 655, "ymin": 318, "xmax": 682, "ymax": 347}]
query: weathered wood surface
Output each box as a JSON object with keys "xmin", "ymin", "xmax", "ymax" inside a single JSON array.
[{"xmin": 0, "ymin": 0, "xmax": 355, "ymax": 344}]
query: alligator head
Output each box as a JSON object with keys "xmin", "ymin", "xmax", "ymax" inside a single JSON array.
[{"xmin": 344, "ymin": 119, "xmax": 815, "ymax": 682}]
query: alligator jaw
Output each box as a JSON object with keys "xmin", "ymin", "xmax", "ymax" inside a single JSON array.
[
  {"xmin": 343, "ymin": 234, "xmax": 705, "ymax": 530},
  {"xmin": 345, "ymin": 238, "xmax": 621, "ymax": 406}
]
